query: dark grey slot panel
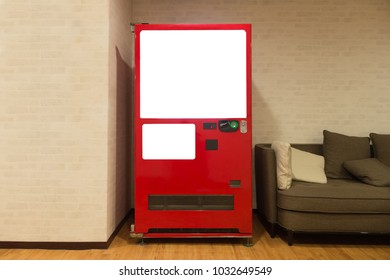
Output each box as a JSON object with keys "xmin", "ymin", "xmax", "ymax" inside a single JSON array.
[
  {"xmin": 205, "ymin": 139, "xmax": 218, "ymax": 150},
  {"xmin": 148, "ymin": 195, "xmax": 234, "ymax": 210},
  {"xmin": 229, "ymin": 180, "xmax": 241, "ymax": 188}
]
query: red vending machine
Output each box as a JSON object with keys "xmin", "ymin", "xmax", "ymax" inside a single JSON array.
[{"xmin": 132, "ymin": 24, "xmax": 252, "ymax": 243}]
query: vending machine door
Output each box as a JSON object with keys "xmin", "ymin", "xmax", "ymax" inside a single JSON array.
[{"xmin": 133, "ymin": 24, "xmax": 252, "ymax": 239}]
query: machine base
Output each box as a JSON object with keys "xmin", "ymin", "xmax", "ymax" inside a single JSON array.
[{"xmin": 130, "ymin": 224, "xmax": 253, "ymax": 246}]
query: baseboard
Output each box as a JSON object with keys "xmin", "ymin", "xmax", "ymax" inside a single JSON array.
[
  {"xmin": 0, "ymin": 210, "xmax": 132, "ymax": 250},
  {"xmin": 0, "ymin": 241, "xmax": 109, "ymax": 250}
]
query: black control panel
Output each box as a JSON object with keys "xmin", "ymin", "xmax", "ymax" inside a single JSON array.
[
  {"xmin": 218, "ymin": 120, "xmax": 239, "ymax": 132},
  {"xmin": 203, "ymin": 122, "xmax": 217, "ymax": 130}
]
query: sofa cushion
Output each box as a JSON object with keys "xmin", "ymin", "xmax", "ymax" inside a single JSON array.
[
  {"xmin": 291, "ymin": 147, "xmax": 327, "ymax": 184},
  {"xmin": 271, "ymin": 141, "xmax": 292, "ymax": 190},
  {"xmin": 277, "ymin": 179, "xmax": 390, "ymax": 214},
  {"xmin": 370, "ymin": 133, "xmax": 390, "ymax": 167},
  {"xmin": 344, "ymin": 158, "xmax": 390, "ymax": 187},
  {"xmin": 323, "ymin": 130, "xmax": 371, "ymax": 179}
]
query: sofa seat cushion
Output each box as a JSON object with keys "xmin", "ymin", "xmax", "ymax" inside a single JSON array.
[{"xmin": 277, "ymin": 179, "xmax": 390, "ymax": 214}]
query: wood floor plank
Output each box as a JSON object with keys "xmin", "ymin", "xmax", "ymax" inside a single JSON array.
[{"xmin": 0, "ymin": 216, "xmax": 389, "ymax": 260}]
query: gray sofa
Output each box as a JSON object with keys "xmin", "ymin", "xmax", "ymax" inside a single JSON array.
[{"xmin": 255, "ymin": 143, "xmax": 390, "ymax": 245}]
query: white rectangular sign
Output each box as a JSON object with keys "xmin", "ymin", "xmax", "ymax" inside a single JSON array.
[
  {"xmin": 140, "ymin": 30, "xmax": 247, "ymax": 119},
  {"xmin": 142, "ymin": 124, "xmax": 196, "ymax": 160}
]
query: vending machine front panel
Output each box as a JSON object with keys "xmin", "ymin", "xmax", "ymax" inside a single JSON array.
[{"xmin": 133, "ymin": 24, "xmax": 252, "ymax": 239}]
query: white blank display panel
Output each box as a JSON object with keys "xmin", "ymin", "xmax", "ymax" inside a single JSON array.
[
  {"xmin": 140, "ymin": 30, "xmax": 247, "ymax": 119},
  {"xmin": 142, "ymin": 124, "xmax": 196, "ymax": 160}
]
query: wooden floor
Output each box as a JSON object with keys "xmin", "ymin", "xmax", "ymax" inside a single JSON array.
[{"xmin": 0, "ymin": 215, "xmax": 389, "ymax": 260}]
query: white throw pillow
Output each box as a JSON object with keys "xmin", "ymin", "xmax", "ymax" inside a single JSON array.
[
  {"xmin": 271, "ymin": 141, "xmax": 292, "ymax": 190},
  {"xmin": 291, "ymin": 148, "xmax": 327, "ymax": 184}
]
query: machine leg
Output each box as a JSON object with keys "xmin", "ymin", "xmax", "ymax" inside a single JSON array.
[
  {"xmin": 137, "ymin": 238, "xmax": 145, "ymax": 246},
  {"xmin": 243, "ymin": 238, "xmax": 253, "ymax": 247}
]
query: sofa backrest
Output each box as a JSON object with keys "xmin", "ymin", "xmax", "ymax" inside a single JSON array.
[
  {"xmin": 292, "ymin": 144, "xmax": 375, "ymax": 157},
  {"xmin": 291, "ymin": 144, "xmax": 323, "ymax": 156},
  {"xmin": 262, "ymin": 143, "xmax": 374, "ymax": 157},
  {"xmin": 259, "ymin": 143, "xmax": 324, "ymax": 156}
]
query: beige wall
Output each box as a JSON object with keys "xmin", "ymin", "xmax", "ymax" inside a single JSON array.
[
  {"xmin": 0, "ymin": 0, "xmax": 132, "ymax": 242},
  {"xmin": 1, "ymin": 0, "xmax": 389, "ymax": 242},
  {"xmin": 108, "ymin": 0, "xmax": 132, "ymax": 238},
  {"xmin": 132, "ymin": 0, "xmax": 390, "ymax": 143}
]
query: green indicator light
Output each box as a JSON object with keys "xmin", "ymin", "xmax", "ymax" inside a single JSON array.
[{"xmin": 230, "ymin": 121, "xmax": 238, "ymax": 129}]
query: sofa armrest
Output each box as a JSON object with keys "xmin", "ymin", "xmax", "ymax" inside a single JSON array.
[{"xmin": 254, "ymin": 144, "xmax": 278, "ymax": 224}]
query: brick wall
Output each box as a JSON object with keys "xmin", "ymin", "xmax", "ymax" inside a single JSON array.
[
  {"xmin": 132, "ymin": 0, "xmax": 390, "ymax": 143},
  {"xmin": 0, "ymin": 1, "xmax": 116, "ymax": 242},
  {"xmin": 108, "ymin": 0, "xmax": 132, "ymax": 239},
  {"xmin": 0, "ymin": 0, "xmax": 389, "ymax": 242}
]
